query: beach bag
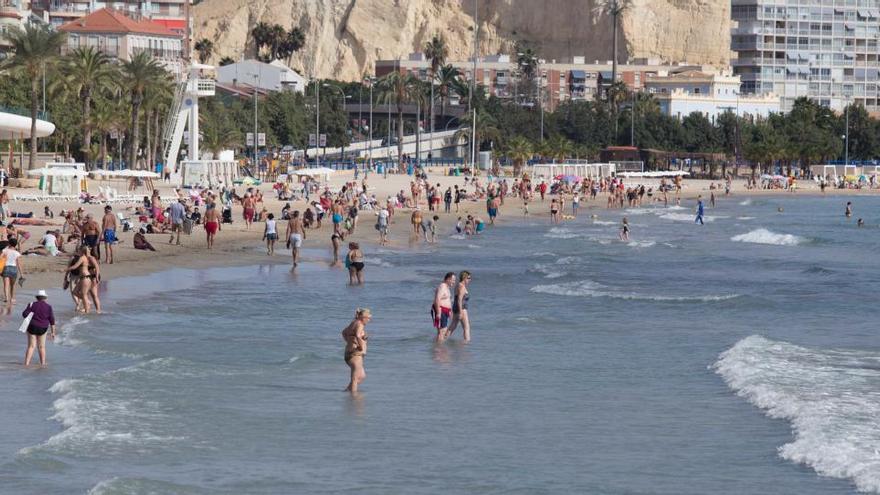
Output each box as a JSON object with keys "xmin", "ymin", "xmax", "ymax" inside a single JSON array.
[{"xmin": 18, "ymin": 308, "xmax": 32, "ymax": 333}]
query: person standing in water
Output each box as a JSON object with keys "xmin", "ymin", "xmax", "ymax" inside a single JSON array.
[
  {"xmin": 619, "ymin": 217, "xmax": 630, "ymax": 241},
  {"xmin": 432, "ymin": 272, "xmax": 456, "ymax": 342},
  {"xmin": 446, "ymin": 270, "xmax": 472, "ymax": 342},
  {"xmin": 695, "ymin": 196, "xmax": 705, "ymax": 225},
  {"xmin": 342, "ymin": 308, "xmax": 371, "ymax": 393},
  {"xmin": 22, "ymin": 290, "xmax": 56, "ymax": 367},
  {"xmin": 845, "ymin": 201, "xmax": 853, "ymax": 218},
  {"xmin": 286, "ymin": 210, "xmax": 306, "ymax": 268},
  {"xmin": 346, "ymin": 242, "xmax": 365, "ymax": 285}
]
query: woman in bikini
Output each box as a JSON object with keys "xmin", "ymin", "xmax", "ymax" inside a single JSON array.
[
  {"xmin": 346, "ymin": 242, "xmax": 365, "ymax": 285},
  {"xmin": 66, "ymin": 246, "xmax": 94, "ymax": 313},
  {"xmin": 446, "ymin": 270, "xmax": 472, "ymax": 342},
  {"xmin": 342, "ymin": 308, "xmax": 371, "ymax": 393}
]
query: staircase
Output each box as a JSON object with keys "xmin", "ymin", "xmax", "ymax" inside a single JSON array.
[{"xmin": 161, "ymin": 80, "xmax": 189, "ymax": 172}]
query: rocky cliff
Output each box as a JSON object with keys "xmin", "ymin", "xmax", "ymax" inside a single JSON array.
[{"xmin": 192, "ymin": 0, "xmax": 730, "ymax": 81}]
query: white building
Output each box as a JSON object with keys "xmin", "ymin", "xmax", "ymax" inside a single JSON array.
[
  {"xmin": 646, "ymin": 69, "xmax": 781, "ymax": 121},
  {"xmin": 216, "ymin": 59, "xmax": 306, "ymax": 94}
]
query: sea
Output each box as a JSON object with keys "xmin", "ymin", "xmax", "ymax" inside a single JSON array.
[{"xmin": 0, "ymin": 193, "xmax": 878, "ymax": 494}]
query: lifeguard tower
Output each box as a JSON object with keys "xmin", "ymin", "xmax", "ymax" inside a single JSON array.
[{"xmin": 161, "ymin": 63, "xmax": 239, "ymax": 188}]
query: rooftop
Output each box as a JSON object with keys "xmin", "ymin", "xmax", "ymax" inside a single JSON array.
[{"xmin": 58, "ymin": 8, "xmax": 179, "ymax": 37}]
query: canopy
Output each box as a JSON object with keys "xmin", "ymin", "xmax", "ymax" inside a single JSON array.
[
  {"xmin": 91, "ymin": 169, "xmax": 159, "ymax": 178},
  {"xmin": 293, "ymin": 167, "xmax": 335, "ymax": 181},
  {"xmin": 617, "ymin": 171, "xmax": 690, "ymax": 178},
  {"xmin": 26, "ymin": 167, "xmax": 80, "ymax": 177}
]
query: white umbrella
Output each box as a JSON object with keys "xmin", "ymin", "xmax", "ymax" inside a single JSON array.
[{"xmin": 26, "ymin": 167, "xmax": 80, "ymax": 177}]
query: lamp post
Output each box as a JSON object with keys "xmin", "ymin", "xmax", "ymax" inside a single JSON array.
[
  {"xmin": 470, "ymin": 0, "xmax": 479, "ymax": 176},
  {"xmin": 253, "ymin": 74, "xmax": 259, "ymax": 168},
  {"xmin": 365, "ymin": 77, "xmax": 374, "ymax": 170},
  {"xmin": 314, "ymin": 78, "xmax": 320, "ymax": 167}
]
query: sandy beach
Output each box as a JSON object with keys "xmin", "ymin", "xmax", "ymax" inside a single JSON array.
[{"xmin": 4, "ymin": 169, "xmax": 874, "ymax": 294}]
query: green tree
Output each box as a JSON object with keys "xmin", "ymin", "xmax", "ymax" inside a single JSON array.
[
  {"xmin": 435, "ymin": 64, "xmax": 461, "ymax": 124},
  {"xmin": 194, "ymin": 38, "xmax": 214, "ymax": 64},
  {"xmin": 200, "ymin": 103, "xmax": 240, "ymax": 155},
  {"xmin": 218, "ymin": 56, "xmax": 235, "ymax": 67},
  {"xmin": 58, "ymin": 47, "xmax": 115, "ymax": 164},
  {"xmin": 378, "ymin": 71, "xmax": 421, "ymax": 171},
  {"xmin": 279, "ymin": 27, "xmax": 305, "ymax": 64},
  {"xmin": 593, "ymin": 0, "xmax": 633, "ymax": 93},
  {"xmin": 504, "ymin": 135, "xmax": 532, "ymax": 177},
  {"xmin": 119, "ymin": 51, "xmax": 166, "ymax": 168},
  {"xmin": 454, "ymin": 109, "xmax": 501, "ymax": 158},
  {"xmin": 0, "ymin": 23, "xmax": 66, "ymax": 169}
]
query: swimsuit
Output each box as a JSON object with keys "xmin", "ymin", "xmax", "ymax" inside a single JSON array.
[
  {"xmin": 83, "ymin": 234, "xmax": 98, "ymax": 247},
  {"xmin": 205, "ymin": 221, "xmax": 219, "ymax": 234},
  {"xmin": 431, "ymin": 306, "xmax": 451, "ymax": 329},
  {"xmin": 351, "ymin": 261, "xmax": 365, "ymax": 272},
  {"xmin": 27, "ymin": 324, "xmax": 48, "ymax": 336},
  {"xmin": 243, "ymin": 207, "xmax": 255, "ymax": 220},
  {"xmin": 344, "ymin": 348, "xmax": 364, "ymax": 365},
  {"xmin": 332, "ymin": 213, "xmax": 343, "ymax": 224},
  {"xmin": 103, "ymin": 229, "xmax": 117, "ymax": 243},
  {"xmin": 289, "ymin": 233, "xmax": 303, "ymax": 248},
  {"xmin": 452, "ymin": 293, "xmax": 469, "ymax": 314}
]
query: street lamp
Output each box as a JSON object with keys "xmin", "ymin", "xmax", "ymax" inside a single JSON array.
[
  {"xmin": 252, "ymin": 74, "xmax": 259, "ymax": 168},
  {"xmin": 364, "ymin": 76, "xmax": 375, "ymax": 170},
  {"xmin": 313, "ymin": 78, "xmax": 320, "ymax": 167}
]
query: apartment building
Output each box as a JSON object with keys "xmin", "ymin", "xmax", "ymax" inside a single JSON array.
[
  {"xmin": 732, "ymin": 0, "xmax": 880, "ymax": 113},
  {"xmin": 375, "ymin": 53, "xmax": 703, "ymax": 112},
  {"xmin": 0, "ymin": 0, "xmax": 35, "ymax": 51},
  {"xmin": 646, "ymin": 69, "xmax": 781, "ymax": 121},
  {"xmin": 58, "ymin": 8, "xmax": 183, "ymax": 73}
]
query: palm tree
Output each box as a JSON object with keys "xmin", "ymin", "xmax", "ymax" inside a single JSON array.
[
  {"xmin": 546, "ymin": 135, "xmax": 573, "ymax": 163},
  {"xmin": 91, "ymin": 96, "xmax": 127, "ymax": 168},
  {"xmin": 505, "ymin": 136, "xmax": 532, "ymax": 177},
  {"xmin": 424, "ymin": 34, "xmax": 447, "ymax": 134},
  {"xmin": 218, "ymin": 56, "xmax": 235, "ymax": 66},
  {"xmin": 194, "ymin": 38, "xmax": 214, "ymax": 64},
  {"xmin": 454, "ymin": 109, "xmax": 501, "ymax": 166},
  {"xmin": 280, "ymin": 27, "xmax": 305, "ymax": 65},
  {"xmin": 593, "ymin": 0, "xmax": 633, "ymax": 93},
  {"xmin": 142, "ymin": 77, "xmax": 173, "ymax": 168},
  {"xmin": 119, "ymin": 51, "xmax": 165, "ymax": 168},
  {"xmin": 58, "ymin": 47, "xmax": 115, "ymax": 165},
  {"xmin": 0, "ymin": 24, "xmax": 66, "ymax": 169},
  {"xmin": 378, "ymin": 71, "xmax": 421, "ymax": 172},
  {"xmin": 251, "ymin": 22, "xmax": 272, "ymax": 59},
  {"xmin": 436, "ymin": 64, "xmax": 461, "ymax": 121},
  {"xmin": 201, "ymin": 108, "xmax": 240, "ymax": 156}
]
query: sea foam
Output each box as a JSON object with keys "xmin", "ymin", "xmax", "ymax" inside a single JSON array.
[
  {"xmin": 714, "ymin": 336, "xmax": 880, "ymax": 493},
  {"xmin": 530, "ymin": 280, "xmax": 738, "ymax": 302},
  {"xmin": 731, "ymin": 228, "xmax": 804, "ymax": 246}
]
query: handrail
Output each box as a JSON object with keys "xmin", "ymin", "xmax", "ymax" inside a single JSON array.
[{"xmin": 0, "ymin": 105, "xmax": 50, "ymax": 121}]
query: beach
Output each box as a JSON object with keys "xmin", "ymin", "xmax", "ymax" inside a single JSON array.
[{"xmin": 0, "ymin": 174, "xmax": 878, "ymax": 494}]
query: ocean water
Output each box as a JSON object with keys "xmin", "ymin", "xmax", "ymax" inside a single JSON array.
[{"xmin": 0, "ymin": 194, "xmax": 878, "ymax": 494}]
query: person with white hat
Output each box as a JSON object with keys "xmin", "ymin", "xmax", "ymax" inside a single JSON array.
[{"xmin": 22, "ymin": 290, "xmax": 56, "ymax": 367}]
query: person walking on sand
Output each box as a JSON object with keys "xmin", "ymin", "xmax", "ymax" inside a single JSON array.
[
  {"xmin": 376, "ymin": 205, "xmax": 389, "ymax": 246},
  {"xmin": 263, "ymin": 213, "xmax": 278, "ymax": 255},
  {"xmin": 342, "ymin": 308, "xmax": 371, "ymax": 393},
  {"xmin": 432, "ymin": 272, "xmax": 456, "ymax": 342},
  {"xmin": 169, "ymin": 199, "xmax": 186, "ymax": 245},
  {"xmin": 2, "ymin": 238, "xmax": 23, "ymax": 304},
  {"xmin": 695, "ymin": 196, "xmax": 705, "ymax": 225},
  {"xmin": 82, "ymin": 213, "xmax": 100, "ymax": 259},
  {"xmin": 22, "ymin": 290, "xmax": 56, "ymax": 368},
  {"xmin": 346, "ymin": 242, "xmax": 365, "ymax": 285},
  {"xmin": 286, "ymin": 210, "xmax": 306, "ymax": 268},
  {"xmin": 446, "ymin": 270, "xmax": 472, "ymax": 342},
  {"xmin": 101, "ymin": 206, "xmax": 118, "ymax": 264},
  {"xmin": 204, "ymin": 203, "xmax": 220, "ymax": 249},
  {"xmin": 242, "ymin": 193, "xmax": 256, "ymax": 230}
]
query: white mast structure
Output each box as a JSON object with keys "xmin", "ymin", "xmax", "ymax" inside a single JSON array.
[{"xmin": 162, "ymin": 63, "xmax": 239, "ymax": 187}]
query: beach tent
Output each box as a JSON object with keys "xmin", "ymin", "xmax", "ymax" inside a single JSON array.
[{"xmin": 26, "ymin": 167, "xmax": 82, "ymax": 195}]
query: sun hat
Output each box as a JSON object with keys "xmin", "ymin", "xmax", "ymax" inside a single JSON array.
[{"xmin": 36, "ymin": 290, "xmax": 48, "ymax": 298}]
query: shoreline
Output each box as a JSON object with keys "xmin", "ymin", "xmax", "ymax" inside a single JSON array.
[{"xmin": 5, "ymin": 173, "xmax": 877, "ymax": 297}]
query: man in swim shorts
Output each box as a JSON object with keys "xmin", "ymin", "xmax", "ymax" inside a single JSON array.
[
  {"xmin": 101, "ymin": 206, "xmax": 117, "ymax": 264},
  {"xmin": 432, "ymin": 272, "xmax": 456, "ymax": 342},
  {"xmin": 242, "ymin": 193, "xmax": 256, "ymax": 230},
  {"xmin": 204, "ymin": 203, "xmax": 220, "ymax": 249},
  {"xmin": 286, "ymin": 210, "xmax": 306, "ymax": 268},
  {"xmin": 82, "ymin": 214, "xmax": 100, "ymax": 258}
]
